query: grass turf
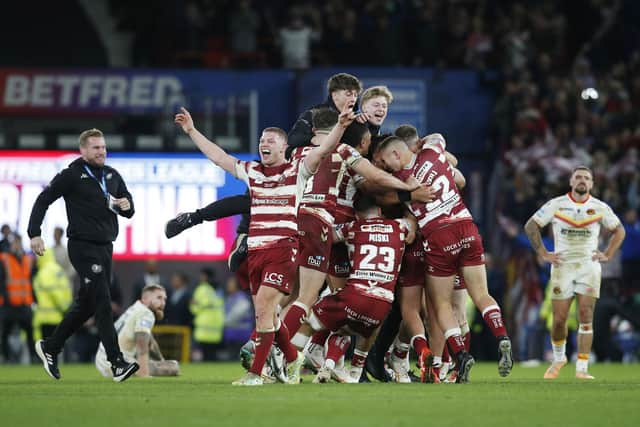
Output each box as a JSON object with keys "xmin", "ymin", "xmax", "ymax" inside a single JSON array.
[{"xmin": 1, "ymin": 362, "xmax": 639, "ymax": 427}]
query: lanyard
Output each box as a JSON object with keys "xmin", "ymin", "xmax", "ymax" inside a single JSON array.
[{"xmin": 83, "ymin": 165, "xmax": 109, "ymax": 199}]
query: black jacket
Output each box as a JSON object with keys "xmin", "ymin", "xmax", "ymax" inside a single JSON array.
[
  {"xmin": 28, "ymin": 158, "xmax": 134, "ymax": 243},
  {"xmin": 286, "ymin": 95, "xmax": 379, "ymax": 158}
]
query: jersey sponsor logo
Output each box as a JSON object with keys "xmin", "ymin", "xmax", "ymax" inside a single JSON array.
[
  {"xmin": 560, "ymin": 228, "xmax": 591, "ymax": 237},
  {"xmin": 307, "ymin": 255, "xmax": 324, "ymax": 267},
  {"xmin": 334, "ymin": 263, "xmax": 350, "ymax": 275},
  {"xmin": 360, "ymin": 224, "xmax": 393, "ymax": 233},
  {"xmin": 263, "ymin": 272, "xmax": 284, "ymax": 286},
  {"xmin": 442, "ymin": 235, "xmax": 476, "ymax": 253}
]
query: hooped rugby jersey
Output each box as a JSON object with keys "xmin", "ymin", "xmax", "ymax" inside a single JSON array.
[
  {"xmin": 235, "ymin": 158, "xmax": 312, "ymax": 250},
  {"xmin": 394, "ymin": 137, "xmax": 472, "ymax": 234},
  {"xmin": 290, "ymin": 143, "xmax": 362, "ymax": 225}
]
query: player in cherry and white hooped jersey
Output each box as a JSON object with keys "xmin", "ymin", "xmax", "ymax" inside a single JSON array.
[
  {"xmin": 376, "ymin": 134, "xmax": 513, "ymax": 383},
  {"xmin": 525, "ymin": 166, "xmax": 625, "ymax": 380},
  {"xmin": 287, "ymin": 195, "xmax": 412, "ymax": 383},
  {"xmin": 175, "ymin": 106, "xmax": 359, "ymax": 386}
]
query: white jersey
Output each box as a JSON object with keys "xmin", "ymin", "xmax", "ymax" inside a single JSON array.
[
  {"xmin": 95, "ymin": 301, "xmax": 156, "ymax": 375},
  {"xmin": 532, "ymin": 193, "xmax": 620, "ymax": 263}
]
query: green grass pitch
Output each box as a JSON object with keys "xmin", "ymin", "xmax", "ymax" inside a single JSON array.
[{"xmin": 1, "ymin": 362, "xmax": 639, "ymax": 427}]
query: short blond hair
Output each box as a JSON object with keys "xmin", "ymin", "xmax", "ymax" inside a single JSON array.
[
  {"xmin": 360, "ymin": 86, "xmax": 393, "ymax": 106},
  {"xmin": 78, "ymin": 128, "xmax": 104, "ymax": 147}
]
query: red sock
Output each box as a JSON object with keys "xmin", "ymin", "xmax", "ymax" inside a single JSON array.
[
  {"xmin": 283, "ymin": 302, "xmax": 308, "ymax": 337},
  {"xmin": 351, "ymin": 349, "xmax": 368, "ymax": 368},
  {"xmin": 310, "ymin": 329, "xmax": 331, "ymax": 346},
  {"xmin": 249, "ymin": 331, "xmax": 274, "ymax": 376},
  {"xmin": 250, "ymin": 329, "xmax": 257, "ymax": 341},
  {"xmin": 442, "ymin": 344, "xmax": 451, "ymax": 363},
  {"xmin": 275, "ymin": 323, "xmax": 298, "ymax": 363},
  {"xmin": 463, "ymin": 331, "xmax": 471, "ymax": 352},
  {"xmin": 481, "ymin": 305, "xmax": 508, "ymax": 338},
  {"xmin": 411, "ymin": 335, "xmax": 430, "ymax": 355},
  {"xmin": 326, "ymin": 334, "xmax": 351, "ymax": 363},
  {"xmin": 444, "ymin": 328, "xmax": 465, "ymax": 355}
]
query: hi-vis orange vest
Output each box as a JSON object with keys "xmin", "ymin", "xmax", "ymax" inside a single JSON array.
[{"xmin": 0, "ymin": 253, "xmax": 34, "ymax": 306}]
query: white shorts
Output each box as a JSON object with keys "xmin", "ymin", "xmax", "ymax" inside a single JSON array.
[{"xmin": 549, "ymin": 260, "xmax": 601, "ymax": 300}]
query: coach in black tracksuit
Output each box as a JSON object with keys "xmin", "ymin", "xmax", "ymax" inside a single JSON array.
[{"xmin": 28, "ymin": 128, "xmax": 139, "ymax": 382}]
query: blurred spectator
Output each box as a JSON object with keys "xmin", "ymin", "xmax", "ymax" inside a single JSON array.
[
  {"xmin": 0, "ymin": 235, "xmax": 36, "ymax": 362},
  {"xmin": 132, "ymin": 259, "xmax": 168, "ymax": 303},
  {"xmin": 621, "ymin": 208, "xmax": 640, "ymax": 295},
  {"xmin": 229, "ymin": 0, "xmax": 261, "ymax": 67},
  {"xmin": 190, "ymin": 268, "xmax": 224, "ymax": 361},
  {"xmin": 223, "ymin": 276, "xmax": 253, "ymax": 355},
  {"xmin": 52, "ymin": 226, "xmax": 76, "ymax": 284},
  {"xmin": 164, "ymin": 272, "xmax": 193, "ymax": 327},
  {"xmin": 278, "ymin": 12, "xmax": 320, "ymax": 69},
  {"xmin": 0, "ymin": 224, "xmax": 11, "ymax": 253},
  {"xmin": 32, "ymin": 249, "xmax": 72, "ymax": 342}
]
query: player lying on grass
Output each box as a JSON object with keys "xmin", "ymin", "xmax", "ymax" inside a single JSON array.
[{"xmin": 96, "ymin": 284, "xmax": 180, "ymax": 378}]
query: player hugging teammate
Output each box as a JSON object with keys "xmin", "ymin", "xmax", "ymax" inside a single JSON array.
[{"xmin": 171, "ymin": 72, "xmax": 514, "ymax": 385}]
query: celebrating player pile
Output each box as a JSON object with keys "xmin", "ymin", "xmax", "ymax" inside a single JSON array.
[{"xmin": 172, "ymin": 72, "xmax": 518, "ymax": 385}]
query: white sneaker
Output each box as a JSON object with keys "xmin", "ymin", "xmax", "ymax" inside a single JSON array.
[
  {"xmin": 304, "ymin": 343, "xmax": 325, "ymax": 373},
  {"xmin": 331, "ymin": 366, "xmax": 359, "ymax": 384},
  {"xmin": 313, "ymin": 366, "xmax": 332, "ymax": 383},
  {"xmin": 286, "ymin": 351, "xmax": 305, "ymax": 384},
  {"xmin": 266, "ymin": 346, "xmax": 287, "ymax": 383},
  {"xmin": 389, "ymin": 353, "xmax": 411, "ymax": 383},
  {"xmin": 232, "ymin": 372, "xmax": 264, "ymax": 386}
]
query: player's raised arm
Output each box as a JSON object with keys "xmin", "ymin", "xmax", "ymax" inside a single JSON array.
[
  {"xmin": 175, "ymin": 107, "xmax": 238, "ymax": 176},
  {"xmin": 304, "ymin": 108, "xmax": 361, "ymax": 174}
]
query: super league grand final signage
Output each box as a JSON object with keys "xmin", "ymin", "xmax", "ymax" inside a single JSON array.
[{"xmin": 0, "ymin": 151, "xmax": 252, "ymax": 260}]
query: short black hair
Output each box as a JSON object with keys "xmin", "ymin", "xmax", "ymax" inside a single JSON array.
[
  {"xmin": 354, "ymin": 194, "xmax": 379, "ymax": 213},
  {"xmin": 327, "ymin": 73, "xmax": 362, "ymax": 95},
  {"xmin": 374, "ymin": 135, "xmax": 404, "ymax": 155},
  {"xmin": 394, "ymin": 124, "xmax": 418, "ymax": 142},
  {"xmin": 341, "ymin": 121, "xmax": 370, "ymax": 149},
  {"xmin": 312, "ymin": 108, "xmax": 338, "ymax": 131},
  {"xmin": 367, "ymin": 133, "xmax": 393, "ymax": 160}
]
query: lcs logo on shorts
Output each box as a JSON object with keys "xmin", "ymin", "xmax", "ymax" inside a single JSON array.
[{"xmin": 264, "ymin": 272, "xmax": 284, "ymax": 285}]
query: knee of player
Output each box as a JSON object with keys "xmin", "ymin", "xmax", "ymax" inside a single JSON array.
[{"xmin": 578, "ymin": 306, "xmax": 594, "ymax": 322}]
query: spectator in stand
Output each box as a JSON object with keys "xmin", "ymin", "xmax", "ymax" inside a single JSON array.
[
  {"xmin": 190, "ymin": 268, "xmax": 224, "ymax": 361},
  {"xmin": 164, "ymin": 272, "xmax": 193, "ymax": 328},
  {"xmin": 222, "ymin": 276, "xmax": 253, "ymax": 357},
  {"xmin": 0, "ymin": 235, "xmax": 36, "ymax": 363},
  {"xmin": 278, "ymin": 12, "xmax": 320, "ymax": 69},
  {"xmin": 229, "ymin": 0, "xmax": 261, "ymax": 67},
  {"xmin": 621, "ymin": 208, "xmax": 640, "ymax": 296},
  {"xmin": 0, "ymin": 225, "xmax": 11, "ymax": 253},
  {"xmin": 132, "ymin": 258, "xmax": 168, "ymax": 304}
]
